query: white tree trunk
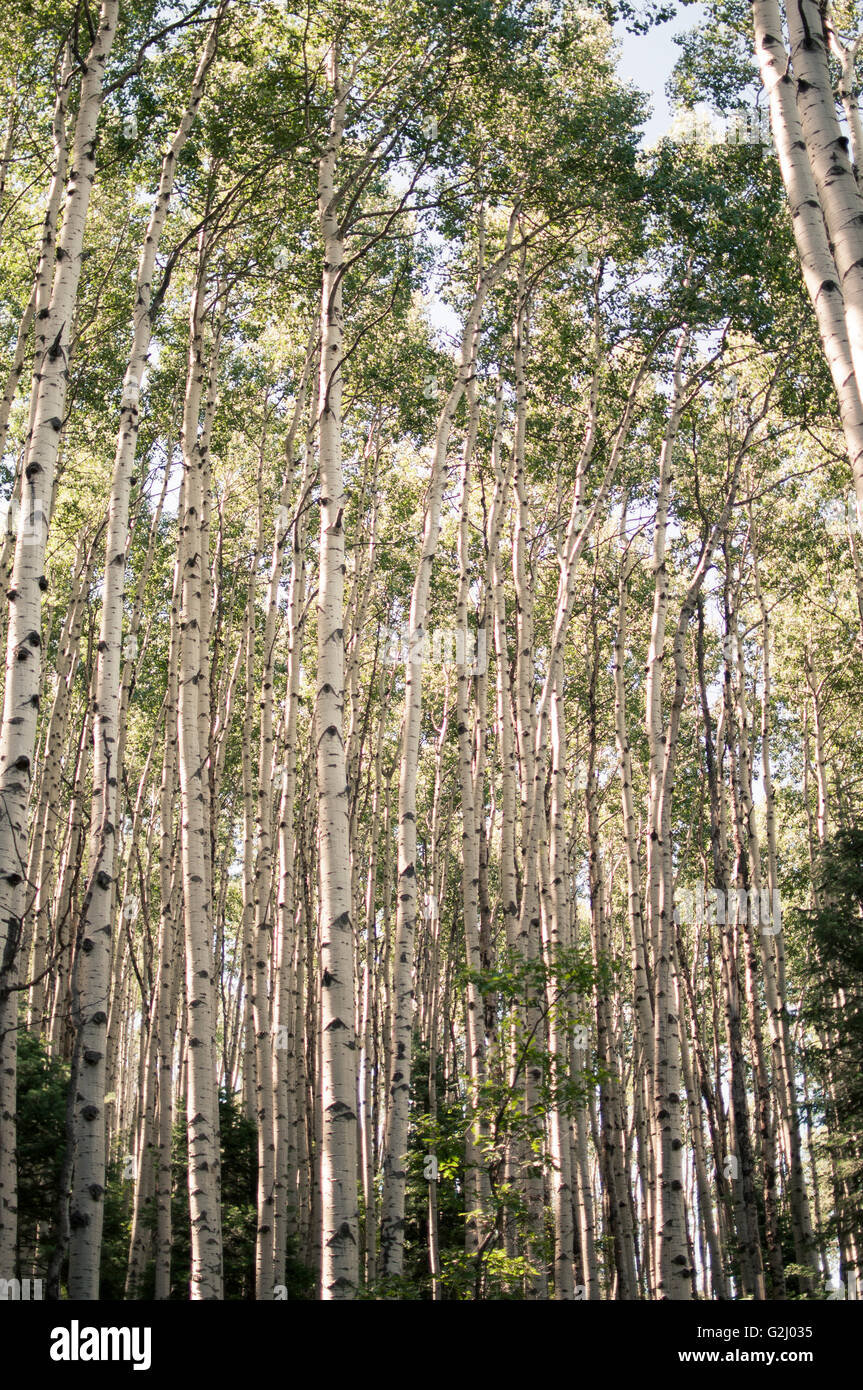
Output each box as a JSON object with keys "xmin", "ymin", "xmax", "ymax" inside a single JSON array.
[
  {"xmin": 315, "ymin": 49, "xmax": 359, "ymax": 1299},
  {"xmin": 0, "ymin": 0, "xmax": 119, "ymax": 1279}
]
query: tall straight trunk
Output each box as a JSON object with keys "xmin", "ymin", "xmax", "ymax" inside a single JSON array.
[
  {"xmin": 155, "ymin": 695, "xmax": 180, "ymax": 1298},
  {"xmin": 273, "ymin": 431, "xmax": 314, "ymax": 1288},
  {"xmin": 541, "ymin": 658, "xmax": 576, "ymax": 1299},
  {"xmin": 315, "ymin": 48, "xmax": 358, "ymax": 1299},
  {"xmin": 26, "ymin": 528, "xmax": 96, "ymax": 1032},
  {"xmin": 643, "ymin": 326, "xmax": 688, "ymax": 1297},
  {"xmin": 648, "ymin": 338, "xmax": 759, "ymax": 1297},
  {"xmin": 380, "ymin": 208, "xmax": 516, "ymax": 1280},
  {"xmin": 508, "ymin": 275, "xmax": 548, "ymax": 1300},
  {"xmin": 453, "ymin": 380, "xmax": 490, "ymax": 1257},
  {"xmin": 357, "ymin": 665, "xmax": 392, "ymax": 1287},
  {"xmin": 67, "ymin": 16, "xmax": 223, "ymax": 1297},
  {"xmin": 585, "ymin": 657, "xmax": 638, "ymax": 1300},
  {"xmin": 613, "ymin": 533, "xmax": 657, "ymax": 1288},
  {"xmin": 0, "ymin": 0, "xmax": 119, "ymax": 1279},
  {"xmin": 750, "ymin": 527, "xmax": 816, "ymax": 1283},
  {"xmin": 694, "ymin": 600, "xmax": 762, "ymax": 1295},
  {"xmin": 177, "ymin": 249, "xmax": 223, "ymax": 1300}
]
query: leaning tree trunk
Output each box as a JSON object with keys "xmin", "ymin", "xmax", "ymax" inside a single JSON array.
[
  {"xmin": 754, "ymin": 0, "xmax": 863, "ymax": 621},
  {"xmin": 0, "ymin": 0, "xmax": 119, "ymax": 1280}
]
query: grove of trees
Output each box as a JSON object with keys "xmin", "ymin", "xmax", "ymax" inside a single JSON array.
[{"xmin": 0, "ymin": 0, "xmax": 861, "ymax": 1302}]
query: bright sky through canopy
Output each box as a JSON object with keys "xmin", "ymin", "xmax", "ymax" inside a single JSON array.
[{"xmin": 614, "ymin": 4, "xmax": 706, "ymax": 145}]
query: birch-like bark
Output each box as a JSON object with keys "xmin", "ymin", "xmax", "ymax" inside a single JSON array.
[
  {"xmin": 750, "ymin": 522, "xmax": 816, "ymax": 1282},
  {"xmin": 0, "ymin": 48, "xmax": 73, "ymax": 488},
  {"xmin": 644, "ymin": 329, "xmax": 690, "ymax": 1298},
  {"xmin": 273, "ymin": 431, "xmax": 314, "ymax": 1287},
  {"xmin": 379, "ymin": 209, "xmax": 516, "ymax": 1280},
  {"xmin": 155, "ymin": 585, "xmax": 181, "ymax": 1299},
  {"xmin": 26, "ymin": 527, "xmax": 97, "ymax": 1031},
  {"xmin": 781, "ymin": 1, "xmax": 863, "ymax": 400},
  {"xmin": 696, "ymin": 609, "xmax": 765, "ymax": 1298},
  {"xmin": 453, "ymin": 380, "xmax": 490, "ymax": 1257},
  {"xmin": 613, "ymin": 532, "xmax": 656, "ymax": 1280},
  {"xmin": 0, "ymin": 0, "xmax": 119, "ymax": 1279},
  {"xmin": 754, "ymin": 0, "xmax": 863, "ymax": 598},
  {"xmin": 68, "ymin": 15, "xmax": 223, "ymax": 1297},
  {"xmin": 177, "ymin": 250, "xmax": 223, "ymax": 1300},
  {"xmin": 315, "ymin": 48, "xmax": 358, "ymax": 1299},
  {"xmin": 824, "ymin": 17, "xmax": 863, "ymax": 179},
  {"xmin": 648, "ymin": 341, "xmax": 763, "ymax": 1297}
]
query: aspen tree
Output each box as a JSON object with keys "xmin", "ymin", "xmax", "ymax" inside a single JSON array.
[
  {"xmin": 155, "ymin": 570, "xmax": 182, "ymax": 1300},
  {"xmin": 315, "ymin": 44, "xmax": 359, "ymax": 1299},
  {"xmin": 453, "ymin": 382, "xmax": 490, "ymax": 1257},
  {"xmin": 613, "ymin": 539, "xmax": 655, "ymax": 1200},
  {"xmin": 543, "ymin": 656, "xmax": 577, "ymax": 1299},
  {"xmin": 380, "ymin": 212, "xmax": 517, "ymax": 1280},
  {"xmin": 0, "ymin": 0, "xmax": 859, "ymax": 1305},
  {"xmin": 644, "ymin": 329, "xmax": 691, "ymax": 1299},
  {"xmin": 177, "ymin": 250, "xmax": 223, "ymax": 1300},
  {"xmin": 751, "ymin": 525, "xmax": 815, "ymax": 1281},
  {"xmin": 654, "ymin": 372, "xmax": 770, "ymax": 1297},
  {"xmin": 781, "ymin": 1, "xmax": 863, "ymax": 399},
  {"xmin": 696, "ymin": 618, "xmax": 765, "ymax": 1298},
  {"xmin": 585, "ymin": 655, "xmax": 638, "ymax": 1300},
  {"xmin": 26, "ymin": 529, "xmax": 98, "ymax": 1032},
  {"xmin": 754, "ymin": 0, "xmax": 863, "ymax": 597},
  {"xmin": 509, "ymin": 275, "xmax": 548, "ymax": 1299},
  {"xmin": 273, "ymin": 420, "xmax": 315, "ymax": 1288},
  {"xmin": 0, "ymin": 0, "xmax": 119, "ymax": 1278},
  {"xmin": 68, "ymin": 11, "xmax": 225, "ymax": 1298},
  {"xmin": 0, "ymin": 47, "xmax": 73, "ymax": 504}
]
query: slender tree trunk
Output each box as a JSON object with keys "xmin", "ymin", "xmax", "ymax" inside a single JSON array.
[
  {"xmin": 315, "ymin": 49, "xmax": 358, "ymax": 1299},
  {"xmin": 0, "ymin": 0, "xmax": 119, "ymax": 1280},
  {"xmin": 177, "ymin": 249, "xmax": 223, "ymax": 1300}
]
